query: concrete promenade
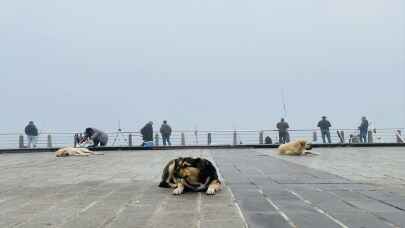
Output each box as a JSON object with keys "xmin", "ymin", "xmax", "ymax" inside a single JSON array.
[{"xmin": 0, "ymin": 147, "xmax": 404, "ymax": 228}]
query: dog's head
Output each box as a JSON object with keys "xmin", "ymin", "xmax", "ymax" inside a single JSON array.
[
  {"xmin": 305, "ymin": 142, "xmax": 313, "ymax": 150},
  {"xmin": 174, "ymin": 157, "xmax": 217, "ymax": 181},
  {"xmin": 297, "ymin": 140, "xmax": 312, "ymax": 150},
  {"xmin": 174, "ymin": 157, "xmax": 201, "ymax": 179},
  {"xmin": 55, "ymin": 149, "xmax": 69, "ymax": 157}
]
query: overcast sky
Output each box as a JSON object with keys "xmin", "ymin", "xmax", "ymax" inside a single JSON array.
[{"xmin": 1, "ymin": 0, "xmax": 404, "ymax": 133}]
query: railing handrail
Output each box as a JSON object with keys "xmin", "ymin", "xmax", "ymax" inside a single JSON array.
[{"xmin": 0, "ymin": 127, "xmax": 404, "ymax": 136}]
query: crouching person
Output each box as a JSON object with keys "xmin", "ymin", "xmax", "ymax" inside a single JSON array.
[{"xmin": 81, "ymin": 128, "xmax": 108, "ymax": 147}]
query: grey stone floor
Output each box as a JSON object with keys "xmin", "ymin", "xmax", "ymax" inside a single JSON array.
[{"xmin": 0, "ymin": 147, "xmax": 404, "ymax": 228}]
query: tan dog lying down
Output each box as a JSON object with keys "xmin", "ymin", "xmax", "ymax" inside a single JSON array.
[
  {"xmin": 55, "ymin": 147, "xmax": 103, "ymax": 157},
  {"xmin": 278, "ymin": 140, "xmax": 317, "ymax": 156}
]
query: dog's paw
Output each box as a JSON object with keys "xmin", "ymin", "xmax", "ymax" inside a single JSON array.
[
  {"xmin": 206, "ymin": 187, "xmax": 217, "ymax": 195},
  {"xmin": 172, "ymin": 188, "xmax": 184, "ymax": 195}
]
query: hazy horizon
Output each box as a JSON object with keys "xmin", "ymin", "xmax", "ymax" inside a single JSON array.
[{"xmin": 1, "ymin": 0, "xmax": 404, "ymax": 133}]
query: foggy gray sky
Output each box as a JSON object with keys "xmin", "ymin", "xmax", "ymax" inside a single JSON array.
[{"xmin": 1, "ymin": 0, "xmax": 404, "ymax": 132}]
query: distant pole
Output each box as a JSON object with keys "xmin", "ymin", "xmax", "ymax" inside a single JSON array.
[
  {"xmin": 233, "ymin": 131, "xmax": 237, "ymax": 145},
  {"xmin": 281, "ymin": 89, "xmax": 288, "ymax": 118},
  {"xmin": 207, "ymin": 133, "xmax": 212, "ymax": 145}
]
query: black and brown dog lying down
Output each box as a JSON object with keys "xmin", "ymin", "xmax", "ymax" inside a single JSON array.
[{"xmin": 159, "ymin": 157, "xmax": 222, "ymax": 195}]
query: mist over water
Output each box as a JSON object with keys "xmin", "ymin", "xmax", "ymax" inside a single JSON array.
[{"xmin": 1, "ymin": 0, "xmax": 404, "ymax": 132}]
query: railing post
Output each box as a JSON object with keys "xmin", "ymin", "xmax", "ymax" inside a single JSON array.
[
  {"xmin": 313, "ymin": 131, "xmax": 317, "ymax": 142},
  {"xmin": 19, "ymin": 135, "xmax": 24, "ymax": 149},
  {"xmin": 181, "ymin": 133, "xmax": 186, "ymax": 146},
  {"xmin": 368, "ymin": 130, "xmax": 373, "ymax": 143},
  {"xmin": 128, "ymin": 134, "xmax": 133, "ymax": 147},
  {"xmin": 47, "ymin": 135, "xmax": 53, "ymax": 148},
  {"xmin": 259, "ymin": 131, "xmax": 264, "ymax": 144},
  {"xmin": 155, "ymin": 133, "xmax": 160, "ymax": 146},
  {"xmin": 340, "ymin": 131, "xmax": 345, "ymax": 143},
  {"xmin": 233, "ymin": 131, "xmax": 237, "ymax": 145},
  {"xmin": 207, "ymin": 133, "xmax": 212, "ymax": 145}
]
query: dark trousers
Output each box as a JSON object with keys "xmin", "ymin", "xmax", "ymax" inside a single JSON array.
[
  {"xmin": 279, "ymin": 132, "xmax": 290, "ymax": 144},
  {"xmin": 321, "ymin": 130, "xmax": 331, "ymax": 144},
  {"xmin": 162, "ymin": 135, "xmax": 171, "ymax": 146},
  {"xmin": 360, "ymin": 131, "xmax": 368, "ymax": 143}
]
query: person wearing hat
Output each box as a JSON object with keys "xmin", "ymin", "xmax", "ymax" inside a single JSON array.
[
  {"xmin": 24, "ymin": 121, "xmax": 39, "ymax": 148},
  {"xmin": 317, "ymin": 116, "xmax": 332, "ymax": 144}
]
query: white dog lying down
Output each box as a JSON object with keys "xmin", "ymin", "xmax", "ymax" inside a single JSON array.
[
  {"xmin": 55, "ymin": 147, "xmax": 103, "ymax": 157},
  {"xmin": 278, "ymin": 140, "xmax": 318, "ymax": 156}
]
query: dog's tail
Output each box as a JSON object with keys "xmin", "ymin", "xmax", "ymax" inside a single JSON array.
[{"xmin": 158, "ymin": 181, "xmax": 171, "ymax": 188}]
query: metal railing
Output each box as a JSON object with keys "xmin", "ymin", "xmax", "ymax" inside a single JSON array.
[{"xmin": 0, "ymin": 128, "xmax": 404, "ymax": 149}]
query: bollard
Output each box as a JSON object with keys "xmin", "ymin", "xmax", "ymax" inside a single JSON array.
[
  {"xmin": 128, "ymin": 134, "xmax": 133, "ymax": 147},
  {"xmin": 208, "ymin": 133, "xmax": 212, "ymax": 145},
  {"xmin": 233, "ymin": 131, "xmax": 237, "ymax": 146},
  {"xmin": 368, "ymin": 130, "xmax": 373, "ymax": 143},
  {"xmin": 181, "ymin": 133, "xmax": 186, "ymax": 146},
  {"xmin": 47, "ymin": 135, "xmax": 53, "ymax": 148},
  {"xmin": 259, "ymin": 131, "xmax": 264, "ymax": 144},
  {"xmin": 312, "ymin": 131, "xmax": 317, "ymax": 142},
  {"xmin": 155, "ymin": 133, "xmax": 160, "ymax": 146},
  {"xmin": 19, "ymin": 135, "xmax": 24, "ymax": 149}
]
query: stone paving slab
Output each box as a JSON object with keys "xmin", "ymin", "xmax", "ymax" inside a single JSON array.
[
  {"xmin": 212, "ymin": 148, "xmax": 405, "ymax": 228},
  {"xmin": 0, "ymin": 147, "xmax": 405, "ymax": 228}
]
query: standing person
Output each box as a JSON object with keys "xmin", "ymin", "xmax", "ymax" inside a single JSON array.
[
  {"xmin": 25, "ymin": 121, "xmax": 39, "ymax": 148},
  {"xmin": 141, "ymin": 121, "xmax": 154, "ymax": 147},
  {"xmin": 317, "ymin": 116, "xmax": 332, "ymax": 144},
  {"xmin": 81, "ymin": 127, "xmax": 109, "ymax": 147},
  {"xmin": 160, "ymin": 120, "xmax": 172, "ymax": 146},
  {"xmin": 276, "ymin": 118, "xmax": 290, "ymax": 144},
  {"xmin": 359, "ymin": 116, "xmax": 369, "ymax": 143}
]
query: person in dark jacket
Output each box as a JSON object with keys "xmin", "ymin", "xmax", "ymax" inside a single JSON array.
[
  {"xmin": 359, "ymin": 116, "xmax": 369, "ymax": 143},
  {"xmin": 25, "ymin": 121, "xmax": 39, "ymax": 148},
  {"xmin": 141, "ymin": 121, "xmax": 154, "ymax": 146},
  {"xmin": 276, "ymin": 118, "xmax": 290, "ymax": 144},
  {"xmin": 317, "ymin": 116, "xmax": 332, "ymax": 144},
  {"xmin": 160, "ymin": 120, "xmax": 172, "ymax": 146},
  {"xmin": 81, "ymin": 127, "xmax": 109, "ymax": 147}
]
